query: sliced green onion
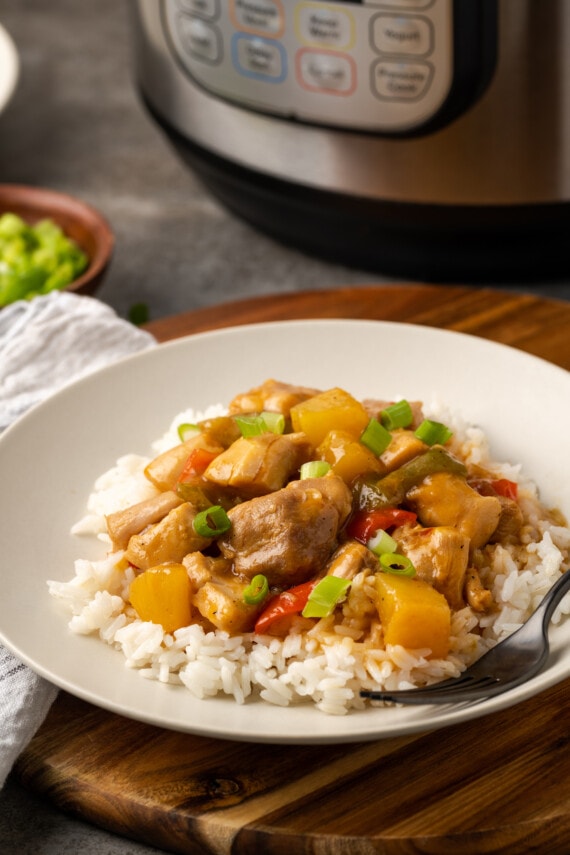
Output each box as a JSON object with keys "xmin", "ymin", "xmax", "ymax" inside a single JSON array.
[
  {"xmin": 380, "ymin": 400, "xmax": 413, "ymax": 430},
  {"xmin": 243, "ymin": 574, "xmax": 269, "ymax": 605},
  {"xmin": 128, "ymin": 302, "xmax": 150, "ymax": 326},
  {"xmin": 260, "ymin": 411, "xmax": 285, "ymax": 434},
  {"xmin": 379, "ymin": 553, "xmax": 416, "ymax": 577},
  {"xmin": 234, "ymin": 414, "xmax": 265, "ymax": 437},
  {"xmin": 300, "ymin": 460, "xmax": 331, "ymax": 480},
  {"xmin": 414, "ymin": 419, "xmax": 453, "ymax": 446},
  {"xmin": 234, "ymin": 412, "xmax": 285, "ymax": 437},
  {"xmin": 302, "ymin": 575, "xmax": 352, "ymax": 618},
  {"xmin": 193, "ymin": 505, "xmax": 231, "ymax": 537},
  {"xmin": 367, "ymin": 529, "xmax": 398, "ymax": 557},
  {"xmin": 360, "ymin": 418, "xmax": 392, "ymax": 456},
  {"xmin": 177, "ymin": 422, "xmax": 200, "ymax": 442}
]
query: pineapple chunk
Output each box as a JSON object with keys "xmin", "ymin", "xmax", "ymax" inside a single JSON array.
[
  {"xmin": 290, "ymin": 387, "xmax": 370, "ymax": 447},
  {"xmin": 129, "ymin": 563, "xmax": 192, "ymax": 633},
  {"xmin": 375, "ymin": 573, "xmax": 451, "ymax": 659},
  {"xmin": 317, "ymin": 429, "xmax": 385, "ymax": 483}
]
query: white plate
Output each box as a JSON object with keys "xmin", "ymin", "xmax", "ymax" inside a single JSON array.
[
  {"xmin": 1, "ymin": 319, "xmax": 569, "ymax": 744},
  {"xmin": 0, "ymin": 23, "xmax": 19, "ymax": 115}
]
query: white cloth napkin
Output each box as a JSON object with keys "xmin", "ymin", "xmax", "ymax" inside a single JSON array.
[{"xmin": 0, "ymin": 292, "xmax": 156, "ymax": 787}]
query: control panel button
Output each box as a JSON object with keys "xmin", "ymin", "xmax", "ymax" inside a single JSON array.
[
  {"xmin": 296, "ymin": 48, "xmax": 356, "ymax": 95},
  {"xmin": 177, "ymin": 14, "xmax": 223, "ymax": 63},
  {"xmin": 230, "ymin": 0, "xmax": 285, "ymax": 38},
  {"xmin": 371, "ymin": 14, "xmax": 434, "ymax": 57},
  {"xmin": 232, "ymin": 34, "xmax": 287, "ymax": 81},
  {"xmin": 296, "ymin": 3, "xmax": 356, "ymax": 50},
  {"xmin": 176, "ymin": 0, "xmax": 220, "ymax": 19},
  {"xmin": 371, "ymin": 59, "xmax": 433, "ymax": 100}
]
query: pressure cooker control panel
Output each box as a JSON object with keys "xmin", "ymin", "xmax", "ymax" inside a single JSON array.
[{"xmin": 161, "ymin": 0, "xmax": 496, "ymax": 134}]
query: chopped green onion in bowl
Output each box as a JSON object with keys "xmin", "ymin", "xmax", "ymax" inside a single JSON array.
[{"xmin": 0, "ymin": 212, "xmax": 89, "ymax": 307}]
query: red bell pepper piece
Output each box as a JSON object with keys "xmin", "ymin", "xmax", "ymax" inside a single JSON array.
[
  {"xmin": 178, "ymin": 447, "xmax": 219, "ymax": 482},
  {"xmin": 254, "ymin": 580, "xmax": 317, "ymax": 634},
  {"xmin": 471, "ymin": 477, "xmax": 519, "ymax": 501},
  {"xmin": 490, "ymin": 479, "xmax": 518, "ymax": 500},
  {"xmin": 347, "ymin": 508, "xmax": 417, "ymax": 543}
]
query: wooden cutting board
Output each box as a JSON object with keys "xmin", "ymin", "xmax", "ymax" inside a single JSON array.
[{"xmin": 16, "ymin": 284, "xmax": 570, "ymax": 855}]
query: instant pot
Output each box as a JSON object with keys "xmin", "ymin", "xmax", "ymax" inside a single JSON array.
[{"xmin": 130, "ymin": 0, "xmax": 570, "ymax": 281}]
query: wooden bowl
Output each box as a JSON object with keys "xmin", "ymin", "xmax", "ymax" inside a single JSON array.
[{"xmin": 0, "ymin": 184, "xmax": 114, "ymax": 297}]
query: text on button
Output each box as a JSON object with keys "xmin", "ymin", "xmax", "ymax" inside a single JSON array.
[
  {"xmin": 371, "ymin": 14, "xmax": 433, "ymax": 56},
  {"xmin": 177, "ymin": 15, "xmax": 223, "ymax": 63},
  {"xmin": 232, "ymin": 34, "xmax": 287, "ymax": 81},
  {"xmin": 296, "ymin": 48, "xmax": 356, "ymax": 95},
  {"xmin": 296, "ymin": 3, "xmax": 356, "ymax": 50},
  {"xmin": 371, "ymin": 59, "xmax": 433, "ymax": 100},
  {"xmin": 231, "ymin": 0, "xmax": 285, "ymax": 38}
]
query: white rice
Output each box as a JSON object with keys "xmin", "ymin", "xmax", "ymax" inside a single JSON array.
[{"xmin": 48, "ymin": 403, "xmax": 570, "ymax": 715}]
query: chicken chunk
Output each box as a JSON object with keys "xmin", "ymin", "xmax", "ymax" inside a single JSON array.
[
  {"xmin": 464, "ymin": 568, "xmax": 493, "ymax": 612},
  {"xmin": 204, "ymin": 432, "xmax": 312, "ymax": 497},
  {"xmin": 218, "ymin": 475, "xmax": 352, "ymax": 586},
  {"xmin": 106, "ymin": 490, "xmax": 182, "ymax": 551},
  {"xmin": 324, "ymin": 540, "xmax": 378, "ymax": 580},
  {"xmin": 468, "ymin": 478, "xmax": 524, "ymax": 544},
  {"xmin": 196, "ymin": 416, "xmax": 241, "ymax": 449},
  {"xmin": 144, "ymin": 434, "xmax": 224, "ymax": 492},
  {"xmin": 183, "ymin": 552, "xmax": 231, "ymax": 589},
  {"xmin": 228, "ymin": 378, "xmax": 321, "ymax": 417},
  {"xmin": 489, "ymin": 496, "xmax": 524, "ymax": 544},
  {"xmin": 125, "ymin": 502, "xmax": 212, "ymax": 569},
  {"xmin": 407, "ymin": 472, "xmax": 501, "ymax": 552},
  {"xmin": 379, "ymin": 429, "xmax": 428, "ymax": 473},
  {"xmin": 193, "ymin": 579, "xmax": 261, "ymax": 634},
  {"xmin": 183, "ymin": 553, "xmax": 261, "ymax": 633},
  {"xmin": 394, "ymin": 522, "xmax": 470, "ymax": 609}
]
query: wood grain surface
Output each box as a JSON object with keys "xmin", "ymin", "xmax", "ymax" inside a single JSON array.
[
  {"xmin": 16, "ymin": 284, "xmax": 570, "ymax": 855},
  {"xmin": 144, "ymin": 284, "xmax": 570, "ymax": 370}
]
